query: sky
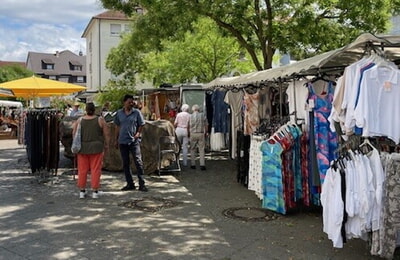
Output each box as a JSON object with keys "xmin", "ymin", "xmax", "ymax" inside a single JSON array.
[{"xmin": 0, "ymin": 0, "xmax": 106, "ymax": 62}]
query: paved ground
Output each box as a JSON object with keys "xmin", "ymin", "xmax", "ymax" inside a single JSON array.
[{"xmin": 0, "ymin": 139, "xmax": 384, "ymax": 260}]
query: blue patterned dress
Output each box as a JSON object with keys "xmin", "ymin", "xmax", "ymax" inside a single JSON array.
[
  {"xmin": 261, "ymin": 139, "xmax": 285, "ymax": 214},
  {"xmin": 307, "ymin": 81, "xmax": 338, "ymax": 185}
]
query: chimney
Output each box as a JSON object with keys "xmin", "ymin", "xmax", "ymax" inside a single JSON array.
[
  {"xmin": 79, "ymin": 50, "xmax": 83, "ymax": 56},
  {"xmin": 55, "ymin": 51, "xmax": 59, "ymax": 57}
]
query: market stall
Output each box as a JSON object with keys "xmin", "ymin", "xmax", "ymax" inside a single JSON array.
[
  {"xmin": 203, "ymin": 32, "xmax": 400, "ymax": 259},
  {"xmin": 0, "ymin": 100, "xmax": 23, "ymax": 140},
  {"xmin": 141, "ymin": 87, "xmax": 180, "ymax": 122},
  {"xmin": 0, "ymin": 75, "xmax": 86, "ymax": 175}
]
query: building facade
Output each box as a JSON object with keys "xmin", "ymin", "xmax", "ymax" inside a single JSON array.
[
  {"xmin": 26, "ymin": 50, "xmax": 86, "ymax": 86},
  {"xmin": 81, "ymin": 10, "xmax": 131, "ymax": 92}
]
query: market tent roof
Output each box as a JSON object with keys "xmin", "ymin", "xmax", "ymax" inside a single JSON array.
[
  {"xmin": 0, "ymin": 100, "xmax": 23, "ymax": 108},
  {"xmin": 0, "ymin": 76, "xmax": 86, "ymax": 98},
  {"xmin": 141, "ymin": 86, "xmax": 180, "ymax": 95},
  {"xmin": 0, "ymin": 88, "xmax": 15, "ymax": 97},
  {"xmin": 204, "ymin": 33, "xmax": 400, "ymax": 89}
]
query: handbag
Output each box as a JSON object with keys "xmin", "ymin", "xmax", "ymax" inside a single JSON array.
[{"xmin": 71, "ymin": 117, "xmax": 82, "ymax": 154}]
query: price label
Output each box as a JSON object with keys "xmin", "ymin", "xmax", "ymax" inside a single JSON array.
[
  {"xmin": 383, "ymin": 81, "xmax": 392, "ymax": 92},
  {"xmin": 308, "ymin": 99, "xmax": 315, "ymax": 109}
]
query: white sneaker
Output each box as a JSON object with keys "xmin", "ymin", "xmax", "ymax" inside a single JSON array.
[
  {"xmin": 92, "ymin": 191, "xmax": 99, "ymax": 199},
  {"xmin": 79, "ymin": 191, "xmax": 86, "ymax": 199}
]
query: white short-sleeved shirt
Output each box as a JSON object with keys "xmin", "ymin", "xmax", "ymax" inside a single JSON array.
[{"xmin": 354, "ymin": 66, "xmax": 400, "ymax": 143}]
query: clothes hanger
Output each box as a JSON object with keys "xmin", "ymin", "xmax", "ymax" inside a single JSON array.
[
  {"xmin": 359, "ymin": 138, "xmax": 375, "ymax": 155},
  {"xmin": 244, "ymin": 84, "xmax": 258, "ymax": 94},
  {"xmin": 311, "ymin": 72, "xmax": 332, "ymax": 83}
]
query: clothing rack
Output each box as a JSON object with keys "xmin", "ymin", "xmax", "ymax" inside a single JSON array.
[
  {"xmin": 25, "ymin": 109, "xmax": 60, "ymax": 178},
  {"xmin": 335, "ymin": 135, "xmax": 362, "ymax": 155}
]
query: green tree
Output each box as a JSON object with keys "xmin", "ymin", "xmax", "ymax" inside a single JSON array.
[
  {"xmin": 100, "ymin": 0, "xmax": 400, "ymax": 70},
  {"xmin": 106, "ymin": 17, "xmax": 254, "ymax": 86},
  {"xmin": 0, "ymin": 65, "xmax": 33, "ymax": 83},
  {"xmin": 140, "ymin": 18, "xmax": 255, "ymax": 85},
  {"xmin": 95, "ymin": 81, "xmax": 139, "ymax": 111}
]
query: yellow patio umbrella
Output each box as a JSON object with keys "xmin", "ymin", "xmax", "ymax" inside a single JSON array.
[{"xmin": 0, "ymin": 76, "xmax": 86, "ymax": 98}]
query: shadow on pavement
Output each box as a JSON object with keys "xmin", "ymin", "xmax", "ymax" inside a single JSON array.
[{"xmin": 0, "ymin": 142, "xmax": 382, "ymax": 260}]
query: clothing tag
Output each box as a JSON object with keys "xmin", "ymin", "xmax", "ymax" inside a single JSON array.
[
  {"xmin": 383, "ymin": 81, "xmax": 392, "ymax": 92},
  {"xmin": 308, "ymin": 99, "xmax": 315, "ymax": 109}
]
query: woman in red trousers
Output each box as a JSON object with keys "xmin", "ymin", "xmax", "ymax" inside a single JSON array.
[{"xmin": 72, "ymin": 102, "xmax": 109, "ymax": 199}]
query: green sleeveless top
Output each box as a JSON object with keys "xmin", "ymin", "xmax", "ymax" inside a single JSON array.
[{"xmin": 79, "ymin": 117, "xmax": 104, "ymax": 154}]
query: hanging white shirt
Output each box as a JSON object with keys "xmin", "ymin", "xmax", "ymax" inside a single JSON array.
[
  {"xmin": 321, "ymin": 166, "xmax": 344, "ymax": 248},
  {"xmin": 286, "ymin": 79, "xmax": 308, "ymax": 122},
  {"xmin": 354, "ymin": 65, "xmax": 400, "ymax": 143},
  {"xmin": 342, "ymin": 57, "xmax": 375, "ymax": 134},
  {"xmin": 367, "ymin": 148, "xmax": 385, "ymax": 231}
]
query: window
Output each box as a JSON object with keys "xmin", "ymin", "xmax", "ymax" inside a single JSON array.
[
  {"xmin": 135, "ymin": 7, "xmax": 144, "ymax": 14},
  {"xmin": 48, "ymin": 75, "xmax": 57, "ymax": 80},
  {"xmin": 59, "ymin": 77, "xmax": 69, "ymax": 82},
  {"xmin": 69, "ymin": 61, "xmax": 82, "ymax": 71},
  {"xmin": 41, "ymin": 59, "xmax": 54, "ymax": 70},
  {"xmin": 77, "ymin": 76, "xmax": 84, "ymax": 83},
  {"xmin": 110, "ymin": 24, "xmax": 121, "ymax": 36},
  {"xmin": 124, "ymin": 24, "xmax": 131, "ymax": 33},
  {"xmin": 110, "ymin": 73, "xmax": 118, "ymax": 80}
]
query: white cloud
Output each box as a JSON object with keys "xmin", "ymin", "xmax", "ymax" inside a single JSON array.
[{"xmin": 0, "ymin": 0, "xmax": 106, "ymax": 61}]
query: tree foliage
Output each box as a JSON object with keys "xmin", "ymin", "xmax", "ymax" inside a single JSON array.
[
  {"xmin": 0, "ymin": 65, "xmax": 33, "ymax": 83},
  {"xmin": 108, "ymin": 17, "xmax": 255, "ymax": 86},
  {"xmin": 95, "ymin": 81, "xmax": 139, "ymax": 111},
  {"xmin": 101, "ymin": 0, "xmax": 400, "ymax": 71}
]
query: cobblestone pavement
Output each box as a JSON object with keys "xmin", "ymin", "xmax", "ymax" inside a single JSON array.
[{"xmin": 0, "ymin": 139, "xmax": 383, "ymax": 260}]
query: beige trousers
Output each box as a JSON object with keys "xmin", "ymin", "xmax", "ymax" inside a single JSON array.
[{"xmin": 190, "ymin": 133, "xmax": 205, "ymax": 166}]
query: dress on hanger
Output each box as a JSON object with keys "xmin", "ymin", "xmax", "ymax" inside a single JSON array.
[
  {"xmin": 260, "ymin": 137, "xmax": 285, "ymax": 214},
  {"xmin": 307, "ymin": 80, "xmax": 338, "ymax": 185},
  {"xmin": 243, "ymin": 89, "xmax": 260, "ymax": 135}
]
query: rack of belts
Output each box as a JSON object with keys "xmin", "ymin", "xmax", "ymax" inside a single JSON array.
[{"xmin": 24, "ymin": 109, "xmax": 60, "ymax": 179}]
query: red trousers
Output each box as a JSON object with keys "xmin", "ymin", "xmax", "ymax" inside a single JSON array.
[{"xmin": 77, "ymin": 153, "xmax": 104, "ymax": 190}]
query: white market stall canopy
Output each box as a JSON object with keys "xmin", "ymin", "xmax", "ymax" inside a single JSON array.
[
  {"xmin": 204, "ymin": 33, "xmax": 400, "ymax": 89},
  {"xmin": 0, "ymin": 100, "xmax": 23, "ymax": 108}
]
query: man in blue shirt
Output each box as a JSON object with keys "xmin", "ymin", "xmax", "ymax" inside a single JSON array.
[{"xmin": 114, "ymin": 94, "xmax": 148, "ymax": 192}]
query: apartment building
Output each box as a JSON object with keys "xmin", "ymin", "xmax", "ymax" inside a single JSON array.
[{"xmin": 81, "ymin": 10, "xmax": 131, "ymax": 92}]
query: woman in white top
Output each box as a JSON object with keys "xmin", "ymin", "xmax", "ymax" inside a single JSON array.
[{"xmin": 174, "ymin": 104, "xmax": 191, "ymax": 166}]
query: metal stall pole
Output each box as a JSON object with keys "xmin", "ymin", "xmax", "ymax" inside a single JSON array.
[
  {"xmin": 279, "ymin": 78, "xmax": 283, "ymax": 121},
  {"xmin": 292, "ymin": 77, "xmax": 298, "ymax": 124}
]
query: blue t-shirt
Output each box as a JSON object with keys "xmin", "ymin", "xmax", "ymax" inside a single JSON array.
[{"xmin": 114, "ymin": 108, "xmax": 145, "ymax": 145}]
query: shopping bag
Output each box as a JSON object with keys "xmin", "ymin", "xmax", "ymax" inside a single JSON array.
[{"xmin": 71, "ymin": 118, "xmax": 82, "ymax": 154}]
